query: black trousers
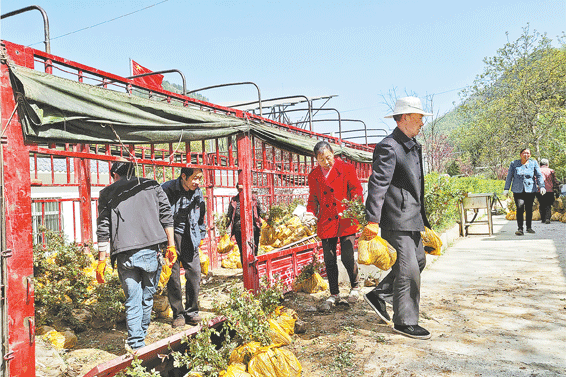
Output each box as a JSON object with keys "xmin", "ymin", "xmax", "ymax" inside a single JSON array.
[
  {"xmin": 371, "ymin": 230, "xmax": 426, "ymax": 326},
  {"xmin": 167, "ymin": 232, "xmax": 201, "ymax": 320},
  {"xmin": 233, "ymin": 228, "xmax": 260, "ymax": 267},
  {"xmin": 535, "ymin": 192, "xmax": 555, "ymax": 222},
  {"xmin": 514, "ymin": 192, "xmax": 536, "ymax": 230},
  {"xmin": 321, "ymin": 234, "xmax": 359, "ymax": 295}
]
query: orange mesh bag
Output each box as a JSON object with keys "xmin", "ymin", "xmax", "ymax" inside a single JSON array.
[{"xmin": 421, "ymin": 227, "xmax": 442, "ymax": 256}]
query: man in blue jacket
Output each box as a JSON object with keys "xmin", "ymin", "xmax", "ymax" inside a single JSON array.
[
  {"xmin": 97, "ymin": 160, "xmax": 175, "ymax": 350},
  {"xmin": 364, "ymin": 96, "xmax": 433, "ymax": 340},
  {"xmin": 162, "ymin": 167, "xmax": 207, "ymax": 328}
]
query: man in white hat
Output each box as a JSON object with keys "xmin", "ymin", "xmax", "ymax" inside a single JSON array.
[{"xmin": 363, "ymin": 96, "xmax": 433, "ymax": 339}]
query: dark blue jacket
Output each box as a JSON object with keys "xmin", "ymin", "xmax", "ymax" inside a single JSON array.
[
  {"xmin": 365, "ymin": 127, "xmax": 431, "ymax": 231},
  {"xmin": 161, "ymin": 177, "xmax": 206, "ymax": 253}
]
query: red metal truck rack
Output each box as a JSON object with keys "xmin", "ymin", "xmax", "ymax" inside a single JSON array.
[{"xmin": 1, "ymin": 38, "xmax": 372, "ymax": 377}]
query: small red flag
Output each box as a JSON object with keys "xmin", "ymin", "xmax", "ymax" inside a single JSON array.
[{"xmin": 131, "ymin": 60, "xmax": 164, "ymax": 90}]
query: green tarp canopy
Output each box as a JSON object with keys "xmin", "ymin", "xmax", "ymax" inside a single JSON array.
[{"xmin": 9, "ymin": 63, "xmax": 373, "ymax": 164}]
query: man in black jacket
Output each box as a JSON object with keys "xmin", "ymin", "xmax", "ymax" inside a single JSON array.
[
  {"xmin": 96, "ymin": 160, "xmax": 175, "ymax": 350},
  {"xmin": 364, "ymin": 96, "xmax": 433, "ymax": 340}
]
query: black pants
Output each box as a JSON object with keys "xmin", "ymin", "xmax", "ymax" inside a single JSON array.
[
  {"xmin": 321, "ymin": 234, "xmax": 359, "ymax": 295},
  {"xmin": 371, "ymin": 230, "xmax": 426, "ymax": 326},
  {"xmin": 535, "ymin": 192, "xmax": 555, "ymax": 222},
  {"xmin": 514, "ymin": 192, "xmax": 536, "ymax": 230},
  {"xmin": 233, "ymin": 228, "xmax": 260, "ymax": 267},
  {"xmin": 167, "ymin": 232, "xmax": 201, "ymax": 320}
]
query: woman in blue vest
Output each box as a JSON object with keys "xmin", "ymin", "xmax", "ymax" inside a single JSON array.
[{"xmin": 503, "ymin": 148, "xmax": 545, "ymax": 235}]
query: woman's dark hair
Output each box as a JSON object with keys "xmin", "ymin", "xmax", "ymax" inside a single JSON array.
[
  {"xmin": 313, "ymin": 141, "xmax": 333, "ymax": 157},
  {"xmin": 110, "ymin": 161, "xmax": 134, "ymax": 177}
]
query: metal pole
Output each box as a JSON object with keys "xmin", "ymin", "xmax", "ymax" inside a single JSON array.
[
  {"xmin": 1, "ymin": 6, "xmax": 51, "ymax": 54},
  {"xmin": 187, "ymin": 82, "xmax": 263, "ymax": 118},
  {"xmin": 279, "ymin": 107, "xmax": 342, "ymax": 140},
  {"xmin": 228, "ymin": 95, "xmax": 312, "ymax": 131}
]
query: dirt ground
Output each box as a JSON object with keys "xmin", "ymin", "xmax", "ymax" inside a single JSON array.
[{"xmin": 47, "ymin": 215, "xmax": 566, "ymax": 377}]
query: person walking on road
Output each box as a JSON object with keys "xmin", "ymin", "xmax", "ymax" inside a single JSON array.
[
  {"xmin": 535, "ymin": 158, "xmax": 560, "ymax": 224},
  {"xmin": 162, "ymin": 167, "xmax": 207, "ymax": 328},
  {"xmin": 304, "ymin": 140, "xmax": 363, "ymax": 309},
  {"xmin": 364, "ymin": 96, "xmax": 433, "ymax": 340},
  {"xmin": 503, "ymin": 148, "xmax": 545, "ymax": 235},
  {"xmin": 96, "ymin": 160, "xmax": 176, "ymax": 350}
]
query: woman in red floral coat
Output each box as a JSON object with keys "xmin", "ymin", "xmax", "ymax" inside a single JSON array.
[{"xmin": 306, "ymin": 141, "xmax": 363, "ymax": 308}]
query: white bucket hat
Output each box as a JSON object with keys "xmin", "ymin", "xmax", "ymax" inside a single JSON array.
[{"xmin": 384, "ymin": 96, "xmax": 433, "ymax": 118}]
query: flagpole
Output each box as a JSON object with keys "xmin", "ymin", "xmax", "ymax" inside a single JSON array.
[{"xmin": 129, "ymin": 58, "xmax": 132, "ymax": 77}]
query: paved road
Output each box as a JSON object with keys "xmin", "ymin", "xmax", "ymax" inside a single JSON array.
[{"xmin": 363, "ymin": 215, "xmax": 566, "ymax": 376}]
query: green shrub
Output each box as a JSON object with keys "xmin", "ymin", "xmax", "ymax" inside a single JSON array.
[
  {"xmin": 34, "ymin": 228, "xmax": 125, "ymax": 330},
  {"xmin": 33, "ymin": 228, "xmax": 94, "ymax": 330},
  {"xmin": 213, "ymin": 284, "xmax": 271, "ymax": 346},
  {"xmin": 171, "ymin": 325, "xmax": 233, "ymax": 377},
  {"xmin": 424, "ymin": 173, "xmax": 505, "ymax": 231}
]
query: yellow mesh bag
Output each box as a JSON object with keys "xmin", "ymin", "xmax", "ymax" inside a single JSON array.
[
  {"xmin": 357, "ymin": 234, "xmax": 397, "ymax": 270},
  {"xmin": 219, "ymin": 363, "xmax": 251, "ymax": 377},
  {"xmin": 158, "ymin": 264, "xmax": 172, "ymax": 288},
  {"xmin": 268, "ymin": 319, "xmax": 292, "ymax": 346},
  {"xmin": 421, "ymin": 227, "xmax": 442, "ymax": 256},
  {"xmin": 229, "ymin": 342, "xmax": 262, "ymax": 365},
  {"xmin": 532, "ymin": 210, "xmax": 541, "ymax": 221},
  {"xmin": 248, "ymin": 346, "xmax": 302, "ymax": 377},
  {"xmin": 200, "ymin": 252, "xmax": 209, "ymax": 275},
  {"xmin": 551, "ymin": 212, "xmax": 562, "ymax": 221},
  {"xmin": 505, "ymin": 211, "xmax": 516, "ymax": 220},
  {"xmin": 270, "ymin": 307, "xmax": 296, "ymax": 336},
  {"xmin": 292, "ymin": 272, "xmax": 328, "ymax": 294},
  {"xmin": 43, "ymin": 330, "xmax": 65, "ymax": 349},
  {"xmin": 218, "ymin": 234, "xmax": 234, "ymax": 254}
]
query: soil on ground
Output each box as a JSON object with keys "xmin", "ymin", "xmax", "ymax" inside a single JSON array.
[{"xmin": 42, "ymin": 216, "xmax": 566, "ymax": 377}]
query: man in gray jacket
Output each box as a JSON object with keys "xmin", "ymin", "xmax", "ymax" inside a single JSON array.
[
  {"xmin": 97, "ymin": 160, "xmax": 175, "ymax": 350},
  {"xmin": 364, "ymin": 96, "xmax": 433, "ymax": 340}
]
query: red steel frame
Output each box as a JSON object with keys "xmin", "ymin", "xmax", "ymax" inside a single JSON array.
[{"xmin": 0, "ymin": 40, "xmax": 372, "ymax": 377}]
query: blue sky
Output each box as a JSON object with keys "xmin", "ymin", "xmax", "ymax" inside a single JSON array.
[{"xmin": 1, "ymin": 0, "xmax": 565, "ymax": 143}]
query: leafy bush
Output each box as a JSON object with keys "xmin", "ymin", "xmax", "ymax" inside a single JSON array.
[
  {"xmin": 213, "ymin": 284, "xmax": 271, "ymax": 346},
  {"xmin": 267, "ymin": 198, "xmax": 305, "ymax": 226},
  {"xmin": 342, "ymin": 197, "xmax": 367, "ymax": 228},
  {"xmin": 424, "ymin": 173, "xmax": 505, "ymax": 231},
  {"xmin": 116, "ymin": 356, "xmax": 160, "ymax": 377},
  {"xmin": 255, "ymin": 276, "xmax": 286, "ymax": 315},
  {"xmin": 89, "ymin": 274, "xmax": 126, "ymax": 325},
  {"xmin": 34, "ymin": 228, "xmax": 125, "ymax": 331},
  {"xmin": 171, "ymin": 325, "xmax": 233, "ymax": 377},
  {"xmin": 33, "ymin": 229, "xmax": 94, "ymax": 330},
  {"xmin": 293, "ymin": 254, "xmax": 325, "ymax": 286}
]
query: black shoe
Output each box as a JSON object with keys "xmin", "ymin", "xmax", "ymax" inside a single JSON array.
[
  {"xmin": 364, "ymin": 291, "xmax": 391, "ymax": 323},
  {"xmin": 526, "ymin": 228, "xmax": 535, "ymax": 234},
  {"xmin": 186, "ymin": 314, "xmax": 202, "ymax": 325},
  {"xmin": 393, "ymin": 324, "xmax": 431, "ymax": 340},
  {"xmin": 515, "ymin": 229, "xmax": 524, "ymax": 236},
  {"xmin": 545, "ymin": 220, "xmax": 551, "ymax": 224}
]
